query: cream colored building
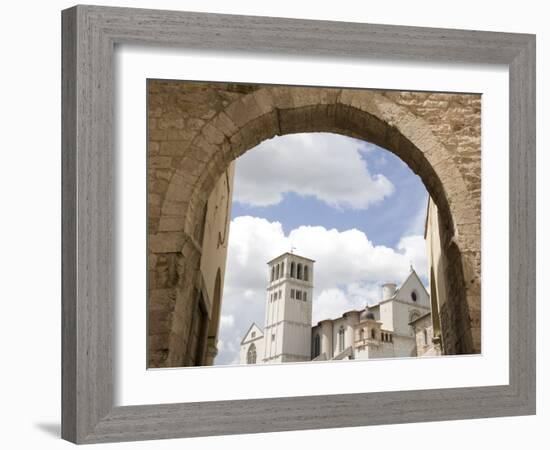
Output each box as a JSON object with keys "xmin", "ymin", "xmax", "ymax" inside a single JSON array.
[
  {"xmin": 242, "ymin": 253, "xmax": 315, "ymax": 364},
  {"xmin": 424, "ymin": 197, "xmax": 445, "ymax": 353},
  {"xmin": 192, "ymin": 163, "xmax": 235, "ymax": 366},
  {"xmin": 311, "ymin": 270, "xmax": 431, "ymax": 361},
  {"xmin": 240, "ymin": 323, "xmax": 265, "ymax": 364},
  {"xmin": 240, "ymin": 252, "xmax": 432, "ymax": 364}
]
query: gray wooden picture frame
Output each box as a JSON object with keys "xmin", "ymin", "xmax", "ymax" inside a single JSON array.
[{"xmin": 61, "ymin": 4, "xmax": 536, "ymax": 444}]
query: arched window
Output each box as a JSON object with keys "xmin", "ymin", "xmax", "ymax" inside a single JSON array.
[
  {"xmin": 275, "ymin": 264, "xmax": 280, "ymax": 279},
  {"xmin": 423, "ymin": 329, "xmax": 428, "ymax": 345},
  {"xmin": 271, "ymin": 266, "xmax": 275, "ymax": 282},
  {"xmin": 247, "ymin": 343, "xmax": 257, "ymax": 364},
  {"xmin": 371, "ymin": 328, "xmax": 376, "ymax": 340},
  {"xmin": 297, "ymin": 263, "xmax": 303, "ymax": 280},
  {"xmin": 304, "ymin": 265, "xmax": 309, "ymax": 281},
  {"xmin": 280, "ymin": 261, "xmax": 285, "ymax": 278},
  {"xmin": 313, "ymin": 334, "xmax": 321, "ymax": 358},
  {"xmin": 338, "ymin": 326, "xmax": 345, "ymax": 352},
  {"xmin": 290, "ymin": 262, "xmax": 296, "ymax": 278},
  {"xmin": 359, "ymin": 328, "xmax": 364, "ymax": 341}
]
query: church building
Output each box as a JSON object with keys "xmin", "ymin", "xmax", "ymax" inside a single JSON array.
[{"xmin": 240, "ymin": 252, "xmax": 436, "ymax": 365}]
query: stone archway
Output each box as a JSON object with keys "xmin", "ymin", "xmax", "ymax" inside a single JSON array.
[{"xmin": 147, "ymin": 81, "xmax": 481, "ymax": 367}]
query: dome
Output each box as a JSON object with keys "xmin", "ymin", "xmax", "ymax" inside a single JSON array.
[{"xmin": 360, "ymin": 310, "xmax": 375, "ymax": 321}]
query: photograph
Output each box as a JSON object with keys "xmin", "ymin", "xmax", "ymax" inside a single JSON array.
[
  {"xmin": 146, "ymin": 80, "xmax": 481, "ymax": 368},
  {"xmin": 1, "ymin": 0, "xmax": 541, "ymax": 447}
]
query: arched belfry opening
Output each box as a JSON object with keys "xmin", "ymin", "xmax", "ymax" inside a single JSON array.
[{"xmin": 147, "ymin": 81, "xmax": 481, "ymax": 367}]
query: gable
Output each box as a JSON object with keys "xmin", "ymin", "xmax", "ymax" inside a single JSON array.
[
  {"xmin": 395, "ymin": 270, "xmax": 430, "ymax": 307},
  {"xmin": 241, "ymin": 322, "xmax": 264, "ymax": 345}
]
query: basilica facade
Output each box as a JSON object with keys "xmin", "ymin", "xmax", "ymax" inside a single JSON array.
[{"xmin": 240, "ymin": 252, "xmax": 439, "ymax": 365}]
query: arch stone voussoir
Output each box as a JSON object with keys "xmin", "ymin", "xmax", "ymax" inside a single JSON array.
[
  {"xmin": 229, "ymin": 110, "xmax": 281, "ymax": 158},
  {"xmin": 272, "ymin": 86, "xmax": 342, "ymax": 110},
  {"xmin": 224, "ymin": 93, "xmax": 266, "ymax": 128},
  {"xmin": 210, "ymin": 111, "xmax": 239, "ymax": 138}
]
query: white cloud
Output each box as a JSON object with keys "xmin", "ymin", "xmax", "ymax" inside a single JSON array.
[
  {"xmin": 397, "ymin": 235, "xmax": 428, "ymax": 275},
  {"xmin": 219, "ymin": 315, "xmax": 235, "ymax": 329},
  {"xmin": 215, "ymin": 216, "xmax": 428, "ymax": 365},
  {"xmin": 313, "ymin": 289, "xmax": 351, "ymax": 323},
  {"xmin": 233, "ymin": 133, "xmax": 394, "ymax": 210}
]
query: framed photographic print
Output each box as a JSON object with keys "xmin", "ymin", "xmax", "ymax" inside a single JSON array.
[{"xmin": 61, "ymin": 4, "xmax": 536, "ymax": 444}]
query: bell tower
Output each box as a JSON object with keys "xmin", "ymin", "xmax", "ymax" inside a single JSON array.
[{"xmin": 263, "ymin": 252, "xmax": 315, "ymax": 363}]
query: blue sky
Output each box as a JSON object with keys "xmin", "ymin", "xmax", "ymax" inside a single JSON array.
[
  {"xmin": 231, "ymin": 141, "xmax": 428, "ymax": 248},
  {"xmin": 215, "ymin": 133, "xmax": 428, "ymax": 365}
]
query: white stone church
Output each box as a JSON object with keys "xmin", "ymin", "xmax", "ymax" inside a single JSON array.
[{"xmin": 240, "ymin": 252, "xmax": 438, "ymax": 365}]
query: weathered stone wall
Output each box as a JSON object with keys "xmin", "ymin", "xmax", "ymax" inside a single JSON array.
[
  {"xmin": 148, "ymin": 81, "xmax": 238, "ymax": 366},
  {"xmin": 412, "ymin": 313, "xmax": 440, "ymax": 357},
  {"xmin": 388, "ymin": 92, "xmax": 481, "ymax": 353},
  {"xmin": 147, "ymin": 80, "xmax": 481, "ymax": 367}
]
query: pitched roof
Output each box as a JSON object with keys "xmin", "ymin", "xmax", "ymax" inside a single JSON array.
[
  {"xmin": 400, "ymin": 268, "xmax": 430, "ymax": 296},
  {"xmin": 367, "ymin": 268, "xmax": 429, "ymax": 307},
  {"xmin": 313, "ymin": 309, "xmax": 361, "ymax": 326},
  {"xmin": 240, "ymin": 322, "xmax": 264, "ymax": 346},
  {"xmin": 384, "ymin": 268, "xmax": 429, "ymax": 301},
  {"xmin": 408, "ymin": 311, "xmax": 431, "ymax": 325}
]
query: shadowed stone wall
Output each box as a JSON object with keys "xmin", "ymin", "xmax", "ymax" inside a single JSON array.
[{"xmin": 147, "ymin": 80, "xmax": 481, "ymax": 367}]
